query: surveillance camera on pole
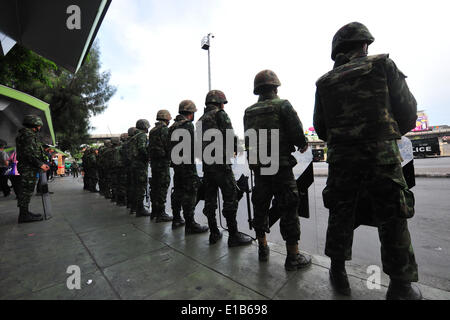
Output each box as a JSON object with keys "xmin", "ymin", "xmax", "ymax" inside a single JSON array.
[{"xmin": 201, "ymin": 33, "xmax": 214, "ymax": 91}]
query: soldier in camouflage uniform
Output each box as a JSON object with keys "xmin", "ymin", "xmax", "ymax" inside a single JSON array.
[
  {"xmin": 124, "ymin": 127, "xmax": 137, "ymax": 210},
  {"xmin": 116, "ymin": 133, "xmax": 129, "ymax": 206},
  {"xmin": 313, "ymin": 22, "xmax": 421, "ymax": 300},
  {"xmin": 82, "ymin": 147, "xmax": 98, "ymax": 192},
  {"xmin": 148, "ymin": 110, "xmax": 173, "ymax": 222},
  {"xmin": 97, "ymin": 141, "xmax": 110, "ymax": 196},
  {"xmin": 111, "ymin": 136, "xmax": 127, "ymax": 206},
  {"xmin": 129, "ymin": 119, "xmax": 152, "ymax": 217},
  {"xmin": 244, "ymin": 70, "xmax": 312, "ymax": 270},
  {"xmin": 197, "ymin": 90, "xmax": 252, "ymax": 247},
  {"xmin": 102, "ymin": 140, "xmax": 115, "ymax": 200},
  {"xmin": 15, "ymin": 115, "xmax": 49, "ymax": 223},
  {"xmin": 169, "ymin": 100, "xmax": 209, "ymax": 233}
]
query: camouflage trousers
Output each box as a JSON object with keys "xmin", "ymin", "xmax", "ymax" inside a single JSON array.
[
  {"xmin": 131, "ymin": 162, "xmax": 148, "ymax": 210},
  {"xmin": 103, "ymin": 169, "xmax": 112, "ymax": 198},
  {"xmin": 97, "ymin": 167, "xmax": 105, "ymax": 194},
  {"xmin": 126, "ymin": 166, "xmax": 133, "ymax": 207},
  {"xmin": 112, "ymin": 167, "xmax": 127, "ymax": 203},
  {"xmin": 84, "ymin": 167, "xmax": 98, "ymax": 192},
  {"xmin": 16, "ymin": 165, "xmax": 38, "ymax": 209},
  {"xmin": 202, "ymin": 166, "xmax": 238, "ymax": 230},
  {"xmin": 252, "ymin": 166, "xmax": 300, "ymax": 244},
  {"xmin": 171, "ymin": 165, "xmax": 199, "ymax": 220},
  {"xmin": 150, "ymin": 160, "xmax": 170, "ymax": 215},
  {"xmin": 323, "ymin": 163, "xmax": 418, "ymax": 282}
]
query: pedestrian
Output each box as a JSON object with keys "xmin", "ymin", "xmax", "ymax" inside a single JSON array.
[
  {"xmin": 169, "ymin": 100, "xmax": 209, "ymax": 233},
  {"xmin": 244, "ymin": 70, "xmax": 312, "ymax": 270},
  {"xmin": 15, "ymin": 115, "xmax": 49, "ymax": 223},
  {"xmin": 6, "ymin": 149, "xmax": 21, "ymax": 198},
  {"xmin": 0, "ymin": 139, "xmax": 11, "ymax": 197},
  {"xmin": 71, "ymin": 161, "xmax": 79, "ymax": 178},
  {"xmin": 129, "ymin": 119, "xmax": 152, "ymax": 217},
  {"xmin": 313, "ymin": 22, "xmax": 420, "ymax": 299},
  {"xmin": 197, "ymin": 90, "xmax": 252, "ymax": 247},
  {"xmin": 148, "ymin": 111, "xmax": 173, "ymax": 222}
]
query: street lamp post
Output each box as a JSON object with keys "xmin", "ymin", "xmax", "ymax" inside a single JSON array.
[{"xmin": 201, "ymin": 33, "xmax": 214, "ymax": 91}]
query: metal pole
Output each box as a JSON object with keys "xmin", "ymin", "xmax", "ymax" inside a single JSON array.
[{"xmin": 208, "ymin": 47, "xmax": 211, "ymax": 91}]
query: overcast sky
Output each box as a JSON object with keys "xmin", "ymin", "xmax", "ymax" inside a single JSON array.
[{"xmin": 91, "ymin": 0, "xmax": 450, "ymax": 137}]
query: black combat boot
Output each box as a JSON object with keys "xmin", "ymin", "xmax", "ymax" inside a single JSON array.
[
  {"xmin": 172, "ymin": 210, "xmax": 185, "ymax": 229},
  {"xmin": 258, "ymin": 236, "xmax": 270, "ymax": 262},
  {"xmin": 136, "ymin": 205, "xmax": 151, "ymax": 217},
  {"xmin": 207, "ymin": 216, "xmax": 222, "ymax": 244},
  {"xmin": 18, "ymin": 207, "xmax": 43, "ymax": 224},
  {"xmin": 285, "ymin": 243, "xmax": 312, "ymax": 271},
  {"xmin": 329, "ymin": 259, "xmax": 351, "ymax": 296},
  {"xmin": 386, "ymin": 280, "xmax": 422, "ymax": 300},
  {"xmin": 185, "ymin": 216, "xmax": 209, "ymax": 234},
  {"xmin": 155, "ymin": 212, "xmax": 173, "ymax": 223},
  {"xmin": 226, "ymin": 219, "xmax": 253, "ymax": 248}
]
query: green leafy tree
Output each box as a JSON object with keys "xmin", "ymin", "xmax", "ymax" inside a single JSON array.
[{"xmin": 0, "ymin": 42, "xmax": 116, "ymax": 155}]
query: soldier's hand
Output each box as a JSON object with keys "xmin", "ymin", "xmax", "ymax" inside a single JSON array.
[
  {"xmin": 299, "ymin": 145, "xmax": 309, "ymax": 154},
  {"xmin": 41, "ymin": 164, "xmax": 50, "ymax": 171}
]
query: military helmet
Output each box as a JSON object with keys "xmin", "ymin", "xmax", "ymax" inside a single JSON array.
[
  {"xmin": 128, "ymin": 127, "xmax": 137, "ymax": 136},
  {"xmin": 104, "ymin": 140, "xmax": 112, "ymax": 147},
  {"xmin": 253, "ymin": 70, "xmax": 281, "ymax": 95},
  {"xmin": 120, "ymin": 133, "xmax": 128, "ymax": 142},
  {"xmin": 0, "ymin": 139, "xmax": 7, "ymax": 148},
  {"xmin": 111, "ymin": 137, "xmax": 120, "ymax": 145},
  {"xmin": 205, "ymin": 90, "xmax": 228, "ymax": 106},
  {"xmin": 179, "ymin": 100, "xmax": 197, "ymax": 113},
  {"xmin": 23, "ymin": 114, "xmax": 43, "ymax": 128},
  {"xmin": 331, "ymin": 22, "xmax": 374, "ymax": 61},
  {"xmin": 136, "ymin": 119, "xmax": 150, "ymax": 130},
  {"xmin": 156, "ymin": 110, "xmax": 172, "ymax": 121}
]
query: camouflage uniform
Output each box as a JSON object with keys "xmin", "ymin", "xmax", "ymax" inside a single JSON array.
[
  {"xmin": 148, "ymin": 114, "xmax": 172, "ymax": 221},
  {"xmin": 102, "ymin": 142, "xmax": 115, "ymax": 199},
  {"xmin": 111, "ymin": 137, "xmax": 126, "ymax": 205},
  {"xmin": 313, "ymin": 22, "xmax": 419, "ymax": 284},
  {"xmin": 83, "ymin": 148, "xmax": 98, "ymax": 192},
  {"xmin": 169, "ymin": 115, "xmax": 198, "ymax": 221},
  {"xmin": 123, "ymin": 128, "xmax": 137, "ymax": 209},
  {"xmin": 244, "ymin": 70, "xmax": 311, "ymax": 269},
  {"xmin": 198, "ymin": 90, "xmax": 252, "ymax": 246},
  {"xmin": 129, "ymin": 120, "xmax": 151, "ymax": 216},
  {"xmin": 16, "ymin": 126, "xmax": 45, "ymax": 212},
  {"xmin": 96, "ymin": 143, "xmax": 108, "ymax": 195}
]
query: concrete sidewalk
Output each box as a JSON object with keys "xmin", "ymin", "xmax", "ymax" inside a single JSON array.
[{"xmin": 0, "ymin": 177, "xmax": 449, "ymax": 300}]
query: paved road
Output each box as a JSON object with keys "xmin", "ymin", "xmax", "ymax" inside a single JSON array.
[
  {"xmin": 229, "ymin": 175, "xmax": 450, "ymax": 292},
  {"xmin": 188, "ymin": 158, "xmax": 449, "ymax": 291}
]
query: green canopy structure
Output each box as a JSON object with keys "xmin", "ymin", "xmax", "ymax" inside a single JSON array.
[{"xmin": 0, "ymin": 84, "xmax": 55, "ymax": 148}]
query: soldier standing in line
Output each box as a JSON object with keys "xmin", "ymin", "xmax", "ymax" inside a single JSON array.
[
  {"xmin": 110, "ymin": 136, "xmax": 124, "ymax": 205},
  {"xmin": 97, "ymin": 141, "xmax": 109, "ymax": 196},
  {"xmin": 313, "ymin": 22, "xmax": 421, "ymax": 299},
  {"xmin": 169, "ymin": 100, "xmax": 209, "ymax": 233},
  {"xmin": 244, "ymin": 70, "xmax": 312, "ymax": 270},
  {"xmin": 15, "ymin": 115, "xmax": 49, "ymax": 223},
  {"xmin": 130, "ymin": 119, "xmax": 152, "ymax": 217},
  {"xmin": 102, "ymin": 140, "xmax": 115, "ymax": 200},
  {"xmin": 148, "ymin": 110, "xmax": 173, "ymax": 222},
  {"xmin": 124, "ymin": 127, "xmax": 137, "ymax": 211},
  {"xmin": 197, "ymin": 90, "xmax": 252, "ymax": 247},
  {"xmin": 113, "ymin": 133, "xmax": 129, "ymax": 207}
]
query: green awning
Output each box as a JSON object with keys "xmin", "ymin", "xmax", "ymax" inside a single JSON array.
[{"xmin": 0, "ymin": 84, "xmax": 55, "ymax": 147}]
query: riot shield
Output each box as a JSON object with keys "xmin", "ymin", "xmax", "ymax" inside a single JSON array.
[
  {"xmin": 39, "ymin": 170, "xmax": 53, "ymax": 220},
  {"xmin": 398, "ymin": 136, "xmax": 416, "ymax": 189},
  {"xmin": 268, "ymin": 148, "xmax": 315, "ymax": 227}
]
